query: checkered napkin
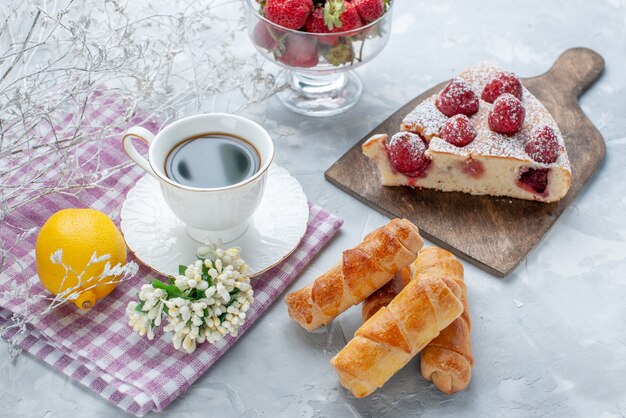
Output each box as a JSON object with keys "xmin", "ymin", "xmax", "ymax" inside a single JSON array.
[{"xmin": 0, "ymin": 96, "xmax": 343, "ymax": 416}]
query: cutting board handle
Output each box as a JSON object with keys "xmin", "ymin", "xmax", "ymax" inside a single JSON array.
[{"xmin": 539, "ymin": 47, "xmax": 605, "ymax": 101}]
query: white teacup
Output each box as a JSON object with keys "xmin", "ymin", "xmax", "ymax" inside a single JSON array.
[{"xmin": 122, "ymin": 113, "xmax": 274, "ymax": 243}]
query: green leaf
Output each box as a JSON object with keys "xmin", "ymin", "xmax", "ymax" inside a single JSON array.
[
  {"xmin": 151, "ymin": 278, "xmax": 183, "ymax": 298},
  {"xmin": 135, "ymin": 301, "xmax": 145, "ymax": 312},
  {"xmin": 229, "ymin": 288, "xmax": 240, "ymax": 297},
  {"xmin": 201, "ymin": 308, "xmax": 209, "ymax": 325},
  {"xmin": 323, "ymin": 0, "xmax": 346, "ymax": 30},
  {"xmin": 202, "ymin": 273, "xmax": 213, "ymax": 288},
  {"xmin": 219, "ymin": 312, "xmax": 228, "ymax": 323},
  {"xmin": 188, "ymin": 288, "xmax": 202, "ymax": 300},
  {"xmin": 179, "ymin": 265, "xmax": 187, "ymax": 275}
]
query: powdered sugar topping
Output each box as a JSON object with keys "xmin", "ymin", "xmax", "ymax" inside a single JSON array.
[
  {"xmin": 388, "ymin": 132, "xmax": 430, "ymax": 176},
  {"xmin": 481, "ymin": 70, "xmax": 523, "ymax": 102},
  {"xmin": 402, "ymin": 97, "xmax": 448, "ymax": 140},
  {"xmin": 401, "ymin": 62, "xmax": 571, "ymax": 172},
  {"xmin": 525, "ymin": 125, "xmax": 561, "ymax": 163},
  {"xmin": 435, "ymin": 77, "xmax": 479, "ymax": 117},
  {"xmin": 440, "ymin": 114, "xmax": 477, "ymax": 147},
  {"xmin": 488, "ymin": 93, "xmax": 525, "ymax": 134}
]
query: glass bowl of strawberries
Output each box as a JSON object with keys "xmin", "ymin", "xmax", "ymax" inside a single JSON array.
[{"xmin": 246, "ymin": 0, "xmax": 394, "ymax": 116}]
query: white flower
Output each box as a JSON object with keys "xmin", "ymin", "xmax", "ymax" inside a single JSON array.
[
  {"xmin": 127, "ymin": 242, "xmax": 254, "ymax": 353},
  {"xmin": 197, "ymin": 328, "xmax": 207, "ymax": 344},
  {"xmin": 196, "ymin": 246, "xmax": 213, "ymax": 259},
  {"xmin": 127, "ymin": 302, "xmax": 155, "ymax": 340},
  {"xmin": 143, "ymin": 297, "xmax": 158, "ymax": 311},
  {"xmin": 179, "ymin": 305, "xmax": 191, "ymax": 322},
  {"xmin": 172, "ymin": 328, "xmax": 184, "ymax": 350},
  {"xmin": 225, "ymin": 248, "xmax": 239, "ymax": 258},
  {"xmin": 205, "ymin": 287, "xmax": 216, "ymax": 298}
]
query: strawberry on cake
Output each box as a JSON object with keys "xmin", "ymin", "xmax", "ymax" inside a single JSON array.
[{"xmin": 363, "ymin": 63, "xmax": 571, "ymax": 203}]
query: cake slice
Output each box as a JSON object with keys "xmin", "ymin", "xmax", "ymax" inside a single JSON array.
[{"xmin": 363, "ymin": 63, "xmax": 571, "ymax": 203}]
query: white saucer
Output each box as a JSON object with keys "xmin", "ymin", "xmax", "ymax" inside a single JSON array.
[{"xmin": 120, "ymin": 165, "xmax": 309, "ymax": 277}]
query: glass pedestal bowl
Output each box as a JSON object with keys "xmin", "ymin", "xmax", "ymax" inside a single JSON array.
[{"xmin": 245, "ymin": 0, "xmax": 394, "ymax": 117}]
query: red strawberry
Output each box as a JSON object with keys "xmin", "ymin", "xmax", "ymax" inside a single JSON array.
[
  {"xmin": 264, "ymin": 0, "xmax": 314, "ymax": 30},
  {"xmin": 388, "ymin": 132, "xmax": 431, "ymax": 177},
  {"xmin": 488, "ymin": 93, "xmax": 525, "ymax": 135},
  {"xmin": 252, "ymin": 21, "xmax": 279, "ymax": 50},
  {"xmin": 324, "ymin": 0, "xmax": 363, "ymax": 32},
  {"xmin": 304, "ymin": 6, "xmax": 339, "ymax": 45},
  {"xmin": 519, "ymin": 168, "xmax": 549, "ymax": 194},
  {"xmin": 481, "ymin": 71, "xmax": 523, "ymax": 103},
  {"xmin": 435, "ymin": 77, "xmax": 479, "ymax": 117},
  {"xmin": 352, "ymin": 0, "xmax": 385, "ymax": 22},
  {"xmin": 440, "ymin": 114, "xmax": 477, "ymax": 147},
  {"xmin": 277, "ymin": 34, "xmax": 319, "ymax": 68},
  {"xmin": 525, "ymin": 125, "xmax": 560, "ymax": 163}
]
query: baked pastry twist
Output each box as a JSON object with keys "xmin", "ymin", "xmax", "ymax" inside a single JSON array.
[
  {"xmin": 331, "ymin": 263, "xmax": 464, "ymax": 398},
  {"xmin": 284, "ymin": 218, "xmax": 423, "ymax": 331},
  {"xmin": 362, "ymin": 247, "xmax": 474, "ymax": 394}
]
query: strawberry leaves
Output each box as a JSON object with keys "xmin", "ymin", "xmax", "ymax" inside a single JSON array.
[{"xmin": 323, "ymin": 0, "xmax": 347, "ymax": 30}]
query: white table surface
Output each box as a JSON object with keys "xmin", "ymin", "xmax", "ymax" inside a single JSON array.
[{"xmin": 3, "ymin": 0, "xmax": 626, "ymax": 416}]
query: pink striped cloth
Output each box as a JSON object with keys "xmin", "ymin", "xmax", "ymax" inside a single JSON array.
[{"xmin": 0, "ymin": 94, "xmax": 343, "ymax": 415}]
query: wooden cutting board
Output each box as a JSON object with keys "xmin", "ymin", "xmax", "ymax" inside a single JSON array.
[{"xmin": 325, "ymin": 48, "xmax": 605, "ymax": 277}]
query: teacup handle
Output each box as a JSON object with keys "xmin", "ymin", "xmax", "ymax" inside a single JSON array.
[{"xmin": 122, "ymin": 126, "xmax": 159, "ymax": 179}]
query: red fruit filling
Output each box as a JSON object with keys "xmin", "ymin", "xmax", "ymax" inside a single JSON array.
[
  {"xmin": 352, "ymin": 0, "xmax": 384, "ymax": 22},
  {"xmin": 388, "ymin": 132, "xmax": 431, "ymax": 177},
  {"xmin": 265, "ymin": 0, "xmax": 314, "ymax": 30},
  {"xmin": 436, "ymin": 77, "xmax": 479, "ymax": 117},
  {"xmin": 277, "ymin": 35, "xmax": 319, "ymax": 68},
  {"xmin": 461, "ymin": 158, "xmax": 484, "ymax": 178},
  {"xmin": 481, "ymin": 71, "xmax": 523, "ymax": 103},
  {"xmin": 518, "ymin": 168, "xmax": 549, "ymax": 194},
  {"xmin": 488, "ymin": 93, "xmax": 525, "ymax": 135},
  {"xmin": 440, "ymin": 114, "xmax": 477, "ymax": 147},
  {"xmin": 525, "ymin": 125, "xmax": 560, "ymax": 164}
]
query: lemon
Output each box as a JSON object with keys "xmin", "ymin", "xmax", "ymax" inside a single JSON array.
[{"xmin": 35, "ymin": 208, "xmax": 127, "ymax": 310}]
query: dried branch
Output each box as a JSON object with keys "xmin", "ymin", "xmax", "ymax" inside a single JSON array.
[{"xmin": 0, "ymin": 0, "xmax": 282, "ymax": 356}]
